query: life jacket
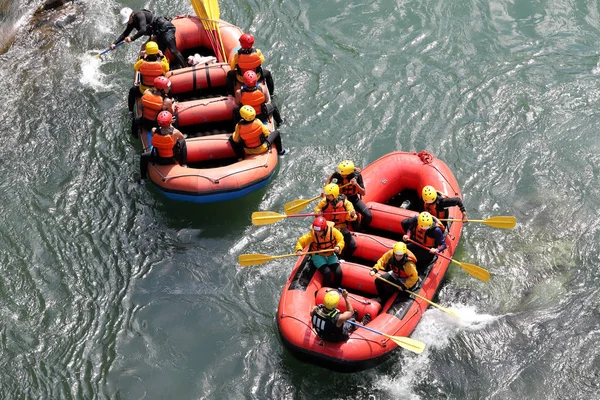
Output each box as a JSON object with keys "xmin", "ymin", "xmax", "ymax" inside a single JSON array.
[
  {"xmin": 309, "ymin": 226, "xmax": 337, "ymax": 254},
  {"xmin": 139, "ymin": 59, "xmax": 164, "ymax": 87},
  {"xmin": 330, "ymin": 170, "xmax": 361, "ymax": 197},
  {"xmin": 311, "ymin": 305, "xmax": 347, "ymax": 342},
  {"xmin": 384, "ymin": 251, "xmax": 418, "ymax": 276},
  {"xmin": 141, "ymin": 89, "xmax": 164, "ymax": 121},
  {"xmin": 412, "ymin": 220, "xmax": 444, "ymax": 247},
  {"xmin": 237, "ymin": 119, "xmax": 266, "ymax": 150},
  {"xmin": 235, "ymin": 48, "xmax": 263, "ymax": 77},
  {"xmin": 424, "ymin": 191, "xmax": 449, "ymax": 219},
  {"xmin": 151, "ymin": 130, "xmax": 176, "ymax": 158},
  {"xmin": 322, "ymin": 195, "xmax": 350, "ymax": 229},
  {"xmin": 240, "ymin": 86, "xmax": 266, "ymax": 115}
]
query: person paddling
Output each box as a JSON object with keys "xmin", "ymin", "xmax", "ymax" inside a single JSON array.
[{"xmin": 110, "ymin": 8, "xmax": 186, "ymax": 69}]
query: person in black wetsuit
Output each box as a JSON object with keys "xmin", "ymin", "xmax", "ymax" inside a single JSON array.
[{"xmin": 109, "ymin": 8, "xmax": 187, "ymax": 69}]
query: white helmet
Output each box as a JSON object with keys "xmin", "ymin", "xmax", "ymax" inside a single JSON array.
[{"xmin": 120, "ymin": 7, "xmax": 133, "ymax": 24}]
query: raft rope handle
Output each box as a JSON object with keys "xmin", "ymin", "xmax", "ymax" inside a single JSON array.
[
  {"xmin": 167, "ymin": 62, "xmax": 228, "ymax": 77},
  {"xmin": 153, "ymin": 149, "xmax": 272, "ymax": 183}
]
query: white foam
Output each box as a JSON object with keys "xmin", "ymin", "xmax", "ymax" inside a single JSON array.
[{"xmin": 78, "ymin": 54, "xmax": 109, "ymax": 90}]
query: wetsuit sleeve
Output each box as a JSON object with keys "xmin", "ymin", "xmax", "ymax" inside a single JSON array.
[
  {"xmin": 130, "ymin": 11, "xmax": 152, "ymax": 41},
  {"xmin": 332, "ymin": 227, "xmax": 345, "ymax": 252},
  {"xmin": 401, "ymin": 216, "xmax": 415, "ymax": 235},
  {"xmin": 439, "ymin": 197, "xmax": 466, "ymax": 212},
  {"xmin": 373, "ymin": 250, "xmax": 392, "ymax": 271},
  {"xmin": 295, "ymin": 231, "xmax": 314, "ymax": 252},
  {"xmin": 114, "ymin": 24, "xmax": 134, "ymax": 44},
  {"xmin": 434, "ymin": 228, "xmax": 447, "ymax": 252},
  {"xmin": 355, "ymin": 173, "xmax": 366, "ymax": 193},
  {"xmin": 402, "ymin": 261, "xmax": 419, "ymax": 289}
]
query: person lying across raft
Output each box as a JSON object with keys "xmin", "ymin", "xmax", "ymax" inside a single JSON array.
[
  {"xmin": 421, "ymin": 185, "xmax": 468, "ymax": 227},
  {"xmin": 139, "ymin": 111, "xmax": 186, "ymax": 179},
  {"xmin": 295, "ymin": 217, "xmax": 344, "ymax": 288},
  {"xmin": 370, "ymin": 242, "xmax": 419, "ymax": 305},
  {"xmin": 229, "ymin": 105, "xmax": 288, "ymax": 157},
  {"xmin": 401, "ymin": 212, "xmax": 446, "ymax": 273}
]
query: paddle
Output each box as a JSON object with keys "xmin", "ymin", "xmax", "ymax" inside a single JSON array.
[
  {"xmin": 205, "ymin": 0, "xmax": 228, "ymax": 63},
  {"xmin": 251, "ymin": 211, "xmax": 349, "ymax": 226},
  {"xmin": 190, "ymin": 0, "xmax": 227, "ymax": 62},
  {"xmin": 406, "ymin": 238, "xmax": 490, "ymax": 282},
  {"xmin": 440, "ymin": 216, "xmax": 516, "ymax": 229},
  {"xmin": 283, "ymin": 183, "xmax": 352, "ymax": 215},
  {"xmin": 346, "ymin": 320, "xmax": 425, "ymax": 354},
  {"xmin": 374, "ymin": 275, "xmax": 461, "ymax": 319},
  {"xmin": 96, "ymin": 41, "xmax": 125, "ymax": 58},
  {"xmin": 238, "ymin": 249, "xmax": 332, "ymax": 266}
]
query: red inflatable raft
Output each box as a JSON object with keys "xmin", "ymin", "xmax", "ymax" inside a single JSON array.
[
  {"xmin": 277, "ymin": 151, "xmax": 464, "ymax": 371},
  {"xmin": 133, "ymin": 16, "xmax": 279, "ymax": 203}
]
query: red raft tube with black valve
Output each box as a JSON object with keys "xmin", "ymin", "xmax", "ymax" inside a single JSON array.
[
  {"xmin": 276, "ymin": 151, "xmax": 464, "ymax": 371},
  {"xmin": 133, "ymin": 15, "xmax": 279, "ymax": 203}
]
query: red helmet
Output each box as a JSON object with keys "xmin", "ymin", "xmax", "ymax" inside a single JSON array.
[
  {"xmin": 157, "ymin": 111, "xmax": 172, "ymax": 127},
  {"xmin": 312, "ymin": 217, "xmax": 328, "ymax": 232},
  {"xmin": 154, "ymin": 76, "xmax": 171, "ymax": 90},
  {"xmin": 243, "ymin": 70, "xmax": 258, "ymax": 87},
  {"xmin": 239, "ymin": 33, "xmax": 254, "ymax": 49}
]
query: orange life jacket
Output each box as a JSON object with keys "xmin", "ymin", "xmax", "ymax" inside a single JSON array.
[
  {"xmin": 139, "ymin": 60, "xmax": 165, "ymax": 87},
  {"xmin": 237, "ymin": 120, "xmax": 266, "ymax": 150},
  {"xmin": 309, "ymin": 226, "xmax": 337, "ymax": 253},
  {"xmin": 332, "ymin": 170, "xmax": 361, "ymax": 197},
  {"xmin": 424, "ymin": 191, "xmax": 449, "ymax": 219},
  {"xmin": 384, "ymin": 250, "xmax": 417, "ymax": 276},
  {"xmin": 141, "ymin": 89, "xmax": 164, "ymax": 121},
  {"xmin": 412, "ymin": 220, "xmax": 444, "ymax": 247},
  {"xmin": 322, "ymin": 195, "xmax": 350, "ymax": 229},
  {"xmin": 236, "ymin": 49, "xmax": 262, "ymax": 76},
  {"xmin": 240, "ymin": 87, "xmax": 266, "ymax": 115},
  {"xmin": 151, "ymin": 132, "xmax": 176, "ymax": 158}
]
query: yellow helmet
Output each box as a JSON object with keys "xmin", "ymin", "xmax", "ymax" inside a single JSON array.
[
  {"xmin": 337, "ymin": 160, "xmax": 355, "ymax": 176},
  {"xmin": 240, "ymin": 105, "xmax": 256, "ymax": 121},
  {"xmin": 417, "ymin": 212, "xmax": 433, "ymax": 229},
  {"xmin": 393, "ymin": 242, "xmax": 407, "ymax": 256},
  {"xmin": 422, "ymin": 186, "xmax": 437, "ymax": 204},
  {"xmin": 145, "ymin": 41, "xmax": 159, "ymax": 55},
  {"xmin": 323, "ymin": 291, "xmax": 340, "ymax": 310},
  {"xmin": 323, "ymin": 183, "xmax": 339, "ymax": 198}
]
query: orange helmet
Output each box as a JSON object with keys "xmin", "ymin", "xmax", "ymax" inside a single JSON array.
[{"xmin": 312, "ymin": 217, "xmax": 328, "ymax": 232}]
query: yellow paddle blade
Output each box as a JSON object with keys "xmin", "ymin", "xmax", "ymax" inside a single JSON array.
[
  {"xmin": 205, "ymin": 0, "xmax": 220, "ymax": 20},
  {"xmin": 251, "ymin": 211, "xmax": 287, "ymax": 226},
  {"xmin": 441, "ymin": 216, "xmax": 516, "ymax": 229},
  {"xmin": 479, "ymin": 216, "xmax": 516, "ymax": 229},
  {"xmin": 452, "ymin": 260, "xmax": 490, "ymax": 282},
  {"xmin": 384, "ymin": 334, "xmax": 426, "ymax": 354},
  {"xmin": 284, "ymin": 196, "xmax": 320, "ymax": 215},
  {"xmin": 238, "ymin": 252, "xmax": 295, "ymax": 266}
]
